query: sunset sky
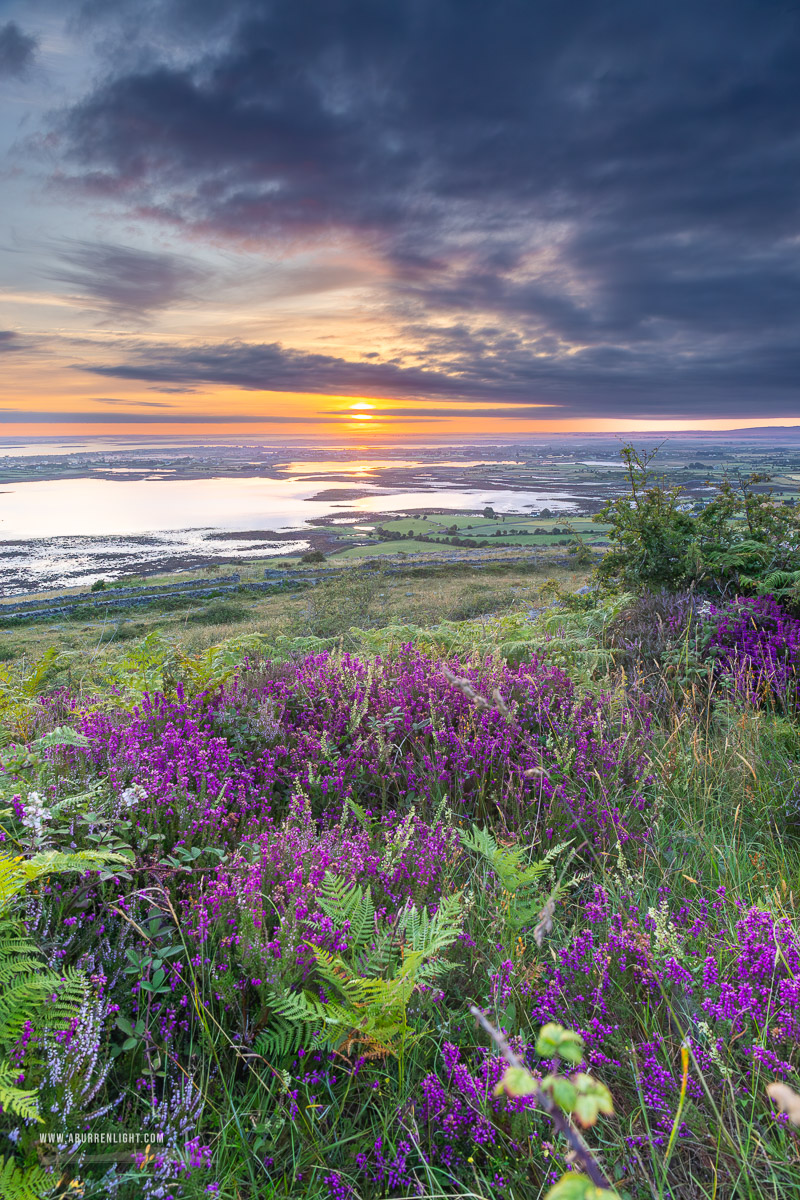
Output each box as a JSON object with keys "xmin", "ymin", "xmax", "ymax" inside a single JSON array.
[{"xmin": 2, "ymin": 0, "xmax": 800, "ymax": 438}]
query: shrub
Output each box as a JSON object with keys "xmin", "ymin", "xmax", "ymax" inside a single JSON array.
[
  {"xmin": 703, "ymin": 594, "xmax": 800, "ymax": 711},
  {"xmin": 189, "ymin": 600, "xmax": 248, "ymax": 625},
  {"xmin": 300, "ymin": 570, "xmax": 382, "ymax": 636},
  {"xmin": 595, "ymin": 444, "xmax": 800, "ymax": 599},
  {"xmin": 605, "ymin": 590, "xmax": 700, "ymax": 667}
]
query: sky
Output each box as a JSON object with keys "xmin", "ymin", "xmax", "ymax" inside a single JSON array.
[{"xmin": 1, "ymin": 0, "xmax": 800, "ymax": 438}]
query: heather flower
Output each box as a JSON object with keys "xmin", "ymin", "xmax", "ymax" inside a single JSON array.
[{"xmin": 704, "ymin": 595, "xmax": 800, "ymax": 711}]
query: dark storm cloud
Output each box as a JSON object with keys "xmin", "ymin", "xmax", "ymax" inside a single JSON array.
[
  {"xmin": 49, "ymin": 240, "xmax": 212, "ymax": 316},
  {"xmin": 80, "ymin": 333, "xmax": 800, "ymax": 420},
  {"xmin": 0, "ymin": 21, "xmax": 37, "ymax": 78},
  {"xmin": 80, "ymin": 339, "xmax": 499, "ymax": 400},
  {"xmin": 52, "ymin": 0, "xmax": 800, "ymax": 417}
]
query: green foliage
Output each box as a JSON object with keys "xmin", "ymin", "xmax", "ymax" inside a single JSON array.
[
  {"xmin": 257, "ymin": 872, "xmax": 462, "ymax": 1060},
  {"xmin": 492, "ymin": 1022, "xmax": 618, "ymax": 1197},
  {"xmin": 5, "ymin": 565, "xmax": 800, "ymax": 1196},
  {"xmin": 0, "ymin": 847, "xmax": 126, "ymax": 1127},
  {"xmin": 0, "ymin": 1063, "xmax": 42, "ymax": 1122},
  {"xmin": 353, "ymin": 601, "xmax": 625, "ymax": 676},
  {"xmin": 0, "ymin": 849, "xmax": 128, "ymax": 911},
  {"xmin": 317, "ymin": 872, "xmax": 376, "ymax": 959},
  {"xmin": 0, "ymin": 649, "xmax": 72, "ymax": 743},
  {"xmin": 460, "ymin": 824, "xmax": 571, "ymax": 937},
  {"xmin": 0, "ymin": 1156, "xmax": 53, "ymax": 1200},
  {"xmin": 188, "ymin": 599, "xmax": 248, "ymax": 625},
  {"xmin": 545, "ymin": 1176, "xmax": 618, "ymax": 1200},
  {"xmin": 108, "ymin": 629, "xmax": 291, "ymax": 701},
  {"xmin": 595, "ymin": 446, "xmax": 696, "ymax": 593},
  {"xmin": 595, "ymin": 443, "xmax": 800, "ymax": 599},
  {"xmin": 535, "ymin": 1022, "xmax": 586, "ymax": 1064},
  {"xmin": 300, "ymin": 569, "xmax": 383, "ymax": 636}
]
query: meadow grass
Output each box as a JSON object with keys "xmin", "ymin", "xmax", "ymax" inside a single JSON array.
[{"xmin": 0, "ymin": 580, "xmax": 798, "ymax": 1199}]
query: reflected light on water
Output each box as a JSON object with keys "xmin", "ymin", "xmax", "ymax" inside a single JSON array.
[{"xmin": 0, "ymin": 475, "xmax": 577, "ymax": 540}]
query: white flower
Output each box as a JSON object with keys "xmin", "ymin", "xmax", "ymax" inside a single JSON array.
[{"xmin": 119, "ymin": 783, "xmax": 147, "ymax": 808}]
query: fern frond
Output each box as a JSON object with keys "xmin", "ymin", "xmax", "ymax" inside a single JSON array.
[
  {"xmin": 0, "ymin": 959, "xmax": 44, "ymax": 986},
  {"xmin": 0, "ymin": 1061, "xmax": 41, "ymax": 1122},
  {"xmin": 317, "ymin": 872, "xmax": 375, "ymax": 957},
  {"xmin": 460, "ymin": 825, "xmax": 551, "ymax": 892},
  {"xmin": 0, "ymin": 1156, "xmax": 52, "ymax": 1200},
  {"xmin": 255, "ymin": 988, "xmax": 329, "ymax": 1057},
  {"xmin": 0, "ymin": 970, "xmax": 86, "ymax": 1047},
  {"xmin": 0, "ymin": 849, "xmax": 129, "ymax": 913},
  {"xmin": 400, "ymin": 893, "xmax": 463, "ymax": 960}
]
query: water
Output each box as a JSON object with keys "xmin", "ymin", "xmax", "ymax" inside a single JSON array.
[{"xmin": 0, "ymin": 461, "xmax": 577, "ymax": 593}]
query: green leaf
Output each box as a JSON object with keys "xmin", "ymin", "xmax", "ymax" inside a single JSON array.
[
  {"xmin": 536, "ymin": 1023, "xmax": 585, "ymax": 1064},
  {"xmin": 549, "ymin": 1076, "xmax": 578, "ymax": 1112},
  {"xmin": 544, "ymin": 1174, "xmax": 619, "ymax": 1200},
  {"xmin": 30, "ymin": 726, "xmax": 90, "ymax": 750},
  {"xmin": 115, "ymin": 1015, "xmax": 133, "ymax": 1036},
  {"xmin": 571, "ymin": 1074, "xmax": 614, "ymax": 1127},
  {"xmin": 493, "ymin": 1066, "xmax": 540, "ymax": 1098}
]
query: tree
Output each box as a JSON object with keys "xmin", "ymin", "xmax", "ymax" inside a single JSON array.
[{"xmin": 594, "ymin": 444, "xmax": 800, "ymax": 601}]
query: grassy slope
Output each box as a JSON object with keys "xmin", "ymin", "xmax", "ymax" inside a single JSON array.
[
  {"xmin": 0, "ymin": 560, "xmax": 588, "ymax": 663},
  {"xmin": 1, "ymin": 574, "xmax": 799, "ymax": 1198}
]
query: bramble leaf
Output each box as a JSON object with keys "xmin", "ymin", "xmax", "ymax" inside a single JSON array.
[
  {"xmin": 544, "ymin": 1173, "xmax": 619, "ymax": 1200},
  {"xmin": 571, "ymin": 1073, "xmax": 614, "ymax": 1127},
  {"xmin": 549, "ymin": 1075, "xmax": 578, "ymax": 1112},
  {"xmin": 536, "ymin": 1022, "xmax": 584, "ymax": 1064},
  {"xmin": 493, "ymin": 1066, "xmax": 539, "ymax": 1098}
]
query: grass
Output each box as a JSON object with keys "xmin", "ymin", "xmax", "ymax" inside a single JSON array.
[
  {"xmin": 1, "ymin": 576, "xmax": 799, "ymax": 1198},
  {"xmin": 0, "ymin": 559, "xmax": 587, "ymax": 662}
]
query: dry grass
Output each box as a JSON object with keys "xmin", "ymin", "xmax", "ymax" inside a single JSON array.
[{"xmin": 0, "ymin": 560, "xmax": 590, "ymax": 665}]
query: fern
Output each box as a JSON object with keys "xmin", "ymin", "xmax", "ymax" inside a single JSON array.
[
  {"xmin": 316, "ymin": 872, "xmax": 376, "ymax": 959},
  {"xmin": 0, "ymin": 1061, "xmax": 42, "ymax": 1121},
  {"xmin": 461, "ymin": 825, "xmax": 560, "ymax": 892},
  {"xmin": 257, "ymin": 873, "xmax": 462, "ymax": 1061},
  {"xmin": 0, "ymin": 1156, "xmax": 52, "ymax": 1200},
  {"xmin": 398, "ymin": 891, "xmax": 463, "ymax": 960},
  {"xmin": 0, "ymin": 848, "xmax": 126, "ymax": 1128},
  {"xmin": 461, "ymin": 824, "xmax": 571, "ymax": 934},
  {"xmin": 0, "ymin": 849, "xmax": 129, "ymax": 913},
  {"xmin": 255, "ymin": 989, "xmax": 328, "ymax": 1058},
  {"xmin": 755, "ymin": 568, "xmax": 800, "ymax": 601}
]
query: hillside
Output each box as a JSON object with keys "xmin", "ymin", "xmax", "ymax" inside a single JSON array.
[{"xmin": 1, "ymin": 451, "xmax": 800, "ymax": 1199}]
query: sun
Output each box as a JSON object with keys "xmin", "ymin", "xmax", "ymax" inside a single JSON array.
[{"xmin": 348, "ymin": 401, "xmax": 376, "ymax": 421}]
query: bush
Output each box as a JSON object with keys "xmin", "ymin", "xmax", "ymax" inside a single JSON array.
[
  {"xmin": 301, "ymin": 549, "xmax": 326, "ymax": 564},
  {"xmin": 703, "ymin": 594, "xmax": 800, "ymax": 712},
  {"xmin": 189, "ymin": 600, "xmax": 248, "ymax": 625},
  {"xmin": 300, "ymin": 569, "xmax": 382, "ymax": 636},
  {"xmin": 595, "ymin": 444, "xmax": 800, "ymax": 599},
  {"xmin": 605, "ymin": 589, "xmax": 700, "ymax": 667},
  {"xmin": 447, "ymin": 583, "xmax": 513, "ymax": 620}
]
